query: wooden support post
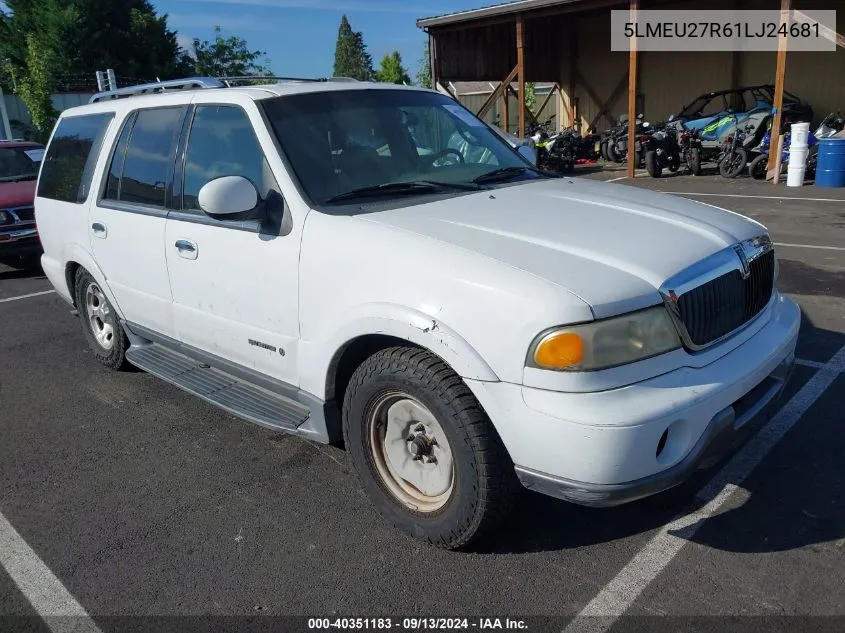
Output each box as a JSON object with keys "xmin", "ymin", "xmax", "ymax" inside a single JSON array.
[
  {"xmin": 477, "ymin": 65, "xmax": 519, "ymax": 119},
  {"xmin": 568, "ymin": 23, "xmax": 577, "ymax": 128},
  {"xmin": 772, "ymin": 134, "xmax": 785, "ymax": 184},
  {"xmin": 502, "ymin": 91, "xmax": 509, "ymax": 132},
  {"xmin": 626, "ymin": 0, "xmax": 639, "ymax": 179},
  {"xmin": 767, "ymin": 0, "xmax": 790, "ymax": 182},
  {"xmin": 517, "ymin": 15, "xmax": 526, "ymax": 138}
]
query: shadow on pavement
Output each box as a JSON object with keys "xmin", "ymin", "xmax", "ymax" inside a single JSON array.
[
  {"xmin": 0, "ymin": 258, "xmax": 45, "ymax": 281},
  {"xmin": 775, "ymin": 259, "xmax": 845, "ymax": 299},
  {"xmin": 473, "ymin": 308, "xmax": 845, "ymax": 555}
]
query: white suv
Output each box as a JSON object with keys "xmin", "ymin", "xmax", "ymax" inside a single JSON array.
[{"xmin": 35, "ymin": 77, "xmax": 799, "ymax": 549}]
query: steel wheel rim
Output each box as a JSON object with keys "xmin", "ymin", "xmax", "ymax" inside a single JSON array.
[
  {"xmin": 85, "ymin": 283, "xmax": 114, "ymax": 350},
  {"xmin": 367, "ymin": 392, "xmax": 455, "ymax": 513}
]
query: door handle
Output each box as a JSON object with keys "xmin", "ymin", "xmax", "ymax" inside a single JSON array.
[
  {"xmin": 91, "ymin": 222, "xmax": 107, "ymax": 238},
  {"xmin": 174, "ymin": 239, "xmax": 198, "ymax": 260}
]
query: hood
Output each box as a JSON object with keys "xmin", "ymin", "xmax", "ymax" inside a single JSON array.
[
  {"xmin": 359, "ymin": 178, "xmax": 767, "ymax": 319},
  {"xmin": 0, "ymin": 180, "xmax": 37, "ymax": 209}
]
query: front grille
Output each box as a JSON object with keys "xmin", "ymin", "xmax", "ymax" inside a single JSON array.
[
  {"xmin": 13, "ymin": 207, "xmax": 35, "ymax": 223},
  {"xmin": 676, "ymin": 250, "xmax": 775, "ymax": 348}
]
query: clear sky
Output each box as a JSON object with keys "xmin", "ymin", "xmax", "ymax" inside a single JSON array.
[{"xmin": 154, "ymin": 0, "xmax": 489, "ymax": 80}]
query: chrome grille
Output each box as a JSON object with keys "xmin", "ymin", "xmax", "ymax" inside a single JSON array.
[
  {"xmin": 660, "ymin": 236, "xmax": 776, "ymax": 352},
  {"xmin": 11, "ymin": 207, "xmax": 35, "ymax": 223},
  {"xmin": 676, "ymin": 250, "xmax": 775, "ymax": 348}
]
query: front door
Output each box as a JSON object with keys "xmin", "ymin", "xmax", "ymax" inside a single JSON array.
[{"xmin": 164, "ymin": 103, "xmax": 300, "ymax": 384}]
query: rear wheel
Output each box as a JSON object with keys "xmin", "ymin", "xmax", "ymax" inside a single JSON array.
[
  {"xmin": 74, "ymin": 268, "xmax": 129, "ymax": 370},
  {"xmin": 342, "ymin": 347, "xmax": 519, "ymax": 549},
  {"xmin": 645, "ymin": 150, "xmax": 662, "ymax": 178}
]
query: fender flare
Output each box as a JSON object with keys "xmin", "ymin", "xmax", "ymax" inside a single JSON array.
[
  {"xmin": 309, "ymin": 303, "xmax": 499, "ymax": 400},
  {"xmin": 62, "ymin": 243, "xmax": 126, "ymax": 321}
]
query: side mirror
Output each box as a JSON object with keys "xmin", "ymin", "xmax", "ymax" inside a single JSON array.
[{"xmin": 198, "ymin": 176, "xmax": 263, "ymax": 221}]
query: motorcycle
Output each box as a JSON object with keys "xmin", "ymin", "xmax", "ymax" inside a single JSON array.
[
  {"xmin": 717, "ymin": 119, "xmax": 755, "ymax": 178},
  {"xmin": 747, "ymin": 112, "xmax": 843, "ymax": 180},
  {"xmin": 603, "ymin": 114, "xmax": 648, "ymax": 166},
  {"xmin": 641, "ymin": 123, "xmax": 681, "ymax": 178},
  {"xmin": 677, "ymin": 126, "xmax": 703, "ymax": 175}
]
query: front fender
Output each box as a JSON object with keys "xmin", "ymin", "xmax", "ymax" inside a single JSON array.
[{"xmin": 298, "ymin": 303, "xmax": 499, "ymax": 400}]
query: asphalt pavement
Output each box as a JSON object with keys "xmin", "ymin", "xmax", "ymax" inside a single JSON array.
[{"xmin": 1, "ymin": 173, "xmax": 844, "ymax": 633}]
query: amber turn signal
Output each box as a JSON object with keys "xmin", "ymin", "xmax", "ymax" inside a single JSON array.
[{"xmin": 533, "ymin": 332, "xmax": 584, "ymax": 369}]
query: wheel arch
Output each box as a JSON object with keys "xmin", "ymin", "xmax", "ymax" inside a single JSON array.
[{"xmin": 62, "ymin": 244, "xmax": 125, "ymax": 319}]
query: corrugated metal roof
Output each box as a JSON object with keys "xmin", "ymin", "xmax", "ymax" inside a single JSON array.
[{"xmin": 417, "ymin": 0, "xmax": 593, "ymax": 29}]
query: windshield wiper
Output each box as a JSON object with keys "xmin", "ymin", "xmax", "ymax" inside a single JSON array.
[
  {"xmin": 472, "ymin": 166, "xmax": 538, "ymax": 184},
  {"xmin": 324, "ymin": 180, "xmax": 482, "ymax": 204}
]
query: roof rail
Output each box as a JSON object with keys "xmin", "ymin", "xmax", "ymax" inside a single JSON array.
[
  {"xmin": 89, "ymin": 77, "xmax": 225, "ymax": 103},
  {"xmin": 88, "ymin": 75, "xmax": 363, "ymax": 104}
]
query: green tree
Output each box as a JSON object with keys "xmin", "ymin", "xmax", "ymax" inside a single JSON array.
[
  {"xmin": 525, "ymin": 82, "xmax": 536, "ymax": 110},
  {"xmin": 192, "ymin": 25, "xmax": 272, "ymax": 77},
  {"xmin": 416, "ymin": 41, "xmax": 432, "ymax": 89},
  {"xmin": 333, "ymin": 15, "xmax": 374, "ymax": 81},
  {"xmin": 376, "ymin": 51, "xmax": 410, "ymax": 85}
]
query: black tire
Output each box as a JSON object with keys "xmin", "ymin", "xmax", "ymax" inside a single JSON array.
[
  {"xmin": 342, "ymin": 347, "xmax": 519, "ymax": 550},
  {"xmin": 668, "ymin": 153, "xmax": 680, "ymax": 172},
  {"xmin": 685, "ymin": 147, "xmax": 702, "ymax": 176},
  {"xmin": 73, "ymin": 268, "xmax": 129, "ymax": 371},
  {"xmin": 719, "ymin": 148, "xmax": 748, "ymax": 178},
  {"xmin": 748, "ymin": 154, "xmax": 768, "ymax": 180},
  {"xmin": 607, "ymin": 143, "xmax": 620, "ymax": 163},
  {"xmin": 644, "ymin": 150, "xmax": 662, "ymax": 178},
  {"xmin": 600, "ymin": 139, "xmax": 609, "ymax": 161}
]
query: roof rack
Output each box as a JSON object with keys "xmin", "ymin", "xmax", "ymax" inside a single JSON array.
[{"xmin": 89, "ymin": 75, "xmax": 361, "ymax": 103}]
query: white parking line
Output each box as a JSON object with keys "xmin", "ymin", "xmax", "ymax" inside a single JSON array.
[
  {"xmin": 606, "ymin": 176, "xmax": 629, "ymax": 182},
  {"xmin": 774, "ymin": 242, "xmax": 845, "ymax": 252},
  {"xmin": 0, "ymin": 290, "xmax": 55, "ymax": 303},
  {"xmin": 0, "ymin": 511, "xmax": 102, "ymax": 633},
  {"xmin": 563, "ymin": 343, "xmax": 845, "ymax": 633},
  {"xmin": 663, "ymin": 191, "xmax": 845, "ymax": 203}
]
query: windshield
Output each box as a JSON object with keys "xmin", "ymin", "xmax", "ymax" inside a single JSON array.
[
  {"xmin": 0, "ymin": 146, "xmax": 43, "ymax": 183},
  {"xmin": 262, "ymin": 89, "xmax": 539, "ymax": 206}
]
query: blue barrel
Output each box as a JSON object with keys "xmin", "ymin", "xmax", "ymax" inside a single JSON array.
[{"xmin": 815, "ymin": 138, "xmax": 845, "ymax": 188}]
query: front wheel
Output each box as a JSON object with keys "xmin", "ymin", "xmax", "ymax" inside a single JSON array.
[
  {"xmin": 342, "ymin": 347, "xmax": 519, "ymax": 549},
  {"xmin": 685, "ymin": 147, "xmax": 702, "ymax": 175},
  {"xmin": 719, "ymin": 148, "xmax": 748, "ymax": 178},
  {"xmin": 748, "ymin": 154, "xmax": 768, "ymax": 180},
  {"xmin": 73, "ymin": 268, "xmax": 130, "ymax": 370},
  {"xmin": 645, "ymin": 150, "xmax": 662, "ymax": 178}
]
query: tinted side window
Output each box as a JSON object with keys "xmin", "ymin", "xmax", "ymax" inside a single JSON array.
[
  {"xmin": 119, "ymin": 107, "xmax": 185, "ymax": 207},
  {"xmin": 183, "ymin": 105, "xmax": 271, "ymax": 211},
  {"xmin": 37, "ymin": 113, "xmax": 114, "ymax": 203},
  {"xmin": 104, "ymin": 113, "xmax": 136, "ymax": 201}
]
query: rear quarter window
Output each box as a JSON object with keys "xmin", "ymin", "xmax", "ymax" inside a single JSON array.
[{"xmin": 37, "ymin": 112, "xmax": 114, "ymax": 203}]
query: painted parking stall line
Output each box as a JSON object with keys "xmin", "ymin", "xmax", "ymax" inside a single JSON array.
[
  {"xmin": 0, "ymin": 511, "xmax": 102, "ymax": 633},
  {"xmin": 0, "ymin": 290, "xmax": 56, "ymax": 303},
  {"xmin": 662, "ymin": 191, "xmax": 845, "ymax": 203},
  {"xmin": 563, "ymin": 344, "xmax": 845, "ymax": 633}
]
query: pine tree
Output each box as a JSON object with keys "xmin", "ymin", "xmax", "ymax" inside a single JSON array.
[
  {"xmin": 376, "ymin": 51, "xmax": 410, "ymax": 85},
  {"xmin": 333, "ymin": 15, "xmax": 373, "ymax": 81}
]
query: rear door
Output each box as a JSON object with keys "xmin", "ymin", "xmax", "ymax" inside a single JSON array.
[
  {"xmin": 89, "ymin": 105, "xmax": 188, "ymax": 337},
  {"xmin": 163, "ymin": 101, "xmax": 300, "ymax": 384}
]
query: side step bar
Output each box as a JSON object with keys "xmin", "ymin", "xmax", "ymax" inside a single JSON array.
[{"xmin": 125, "ymin": 343, "xmax": 311, "ymax": 433}]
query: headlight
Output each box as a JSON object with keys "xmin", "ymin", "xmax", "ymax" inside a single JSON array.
[
  {"xmin": 0, "ymin": 210, "xmax": 9, "ymax": 223},
  {"xmin": 528, "ymin": 306, "xmax": 682, "ymax": 371}
]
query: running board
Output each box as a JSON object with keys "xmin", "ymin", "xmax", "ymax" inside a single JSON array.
[{"xmin": 125, "ymin": 343, "xmax": 310, "ymax": 432}]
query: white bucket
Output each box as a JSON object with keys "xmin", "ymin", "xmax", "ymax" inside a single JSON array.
[
  {"xmin": 791, "ymin": 122, "xmax": 811, "ymax": 149},
  {"xmin": 786, "ymin": 148, "xmax": 808, "ymax": 186}
]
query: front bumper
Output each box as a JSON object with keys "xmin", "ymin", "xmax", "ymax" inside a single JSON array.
[
  {"xmin": 0, "ymin": 228, "xmax": 40, "ymax": 258},
  {"xmin": 466, "ymin": 294, "xmax": 800, "ymax": 507},
  {"xmin": 515, "ymin": 355, "xmax": 793, "ymax": 506}
]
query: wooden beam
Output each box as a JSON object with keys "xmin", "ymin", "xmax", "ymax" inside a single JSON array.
[
  {"xmin": 767, "ymin": 0, "xmax": 790, "ymax": 182},
  {"xmin": 476, "ymin": 65, "xmax": 519, "ymax": 118},
  {"xmin": 535, "ymin": 83, "xmax": 558, "ymax": 123},
  {"xmin": 508, "ymin": 85, "xmax": 540, "ymax": 127},
  {"xmin": 626, "ymin": 0, "xmax": 638, "ymax": 179},
  {"xmin": 502, "ymin": 90, "xmax": 509, "ymax": 132},
  {"xmin": 576, "ymin": 69, "xmax": 622, "ymax": 130},
  {"xmin": 588, "ymin": 73, "xmax": 628, "ymax": 132},
  {"xmin": 517, "ymin": 14, "xmax": 526, "ymax": 138},
  {"xmin": 792, "ymin": 9, "xmax": 845, "ymax": 49}
]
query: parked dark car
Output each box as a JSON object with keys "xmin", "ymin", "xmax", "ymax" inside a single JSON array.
[{"xmin": 0, "ymin": 140, "xmax": 44, "ymax": 267}]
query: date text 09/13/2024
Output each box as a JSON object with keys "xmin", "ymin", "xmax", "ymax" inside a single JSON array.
[{"xmin": 307, "ymin": 618, "xmax": 528, "ymax": 630}]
